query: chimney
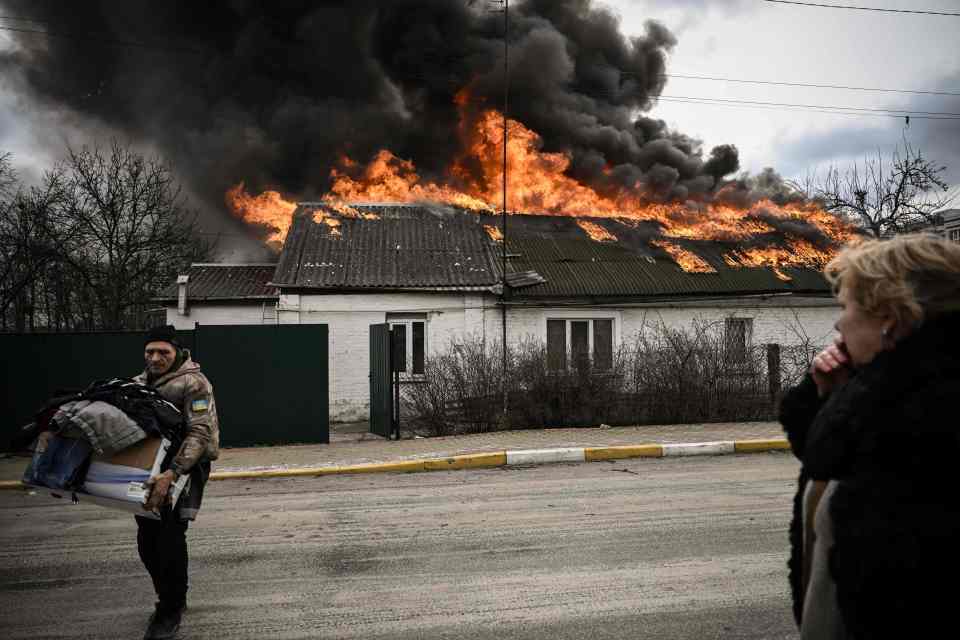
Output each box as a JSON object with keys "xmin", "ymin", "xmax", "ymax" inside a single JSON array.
[{"xmin": 177, "ymin": 275, "xmax": 189, "ymax": 316}]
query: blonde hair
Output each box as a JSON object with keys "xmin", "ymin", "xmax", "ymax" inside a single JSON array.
[{"xmin": 825, "ymin": 233, "xmax": 960, "ymax": 327}]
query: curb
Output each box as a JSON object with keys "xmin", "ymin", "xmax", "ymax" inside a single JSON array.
[{"xmin": 0, "ymin": 438, "xmax": 790, "ymax": 490}]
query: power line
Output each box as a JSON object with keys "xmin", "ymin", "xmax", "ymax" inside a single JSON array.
[
  {"xmin": 393, "ymin": 71, "xmax": 960, "ymax": 104},
  {"xmin": 657, "ymin": 96, "xmax": 960, "ymax": 119},
  {"xmin": 657, "ymin": 73, "xmax": 960, "ymax": 97},
  {"xmin": 382, "ymin": 73, "xmax": 960, "ymax": 119},
  {"xmin": 761, "ymin": 0, "xmax": 960, "ymax": 16},
  {"xmin": 552, "ymin": 83, "xmax": 960, "ymax": 118},
  {"xmin": 659, "ymin": 94, "xmax": 960, "ymax": 117}
]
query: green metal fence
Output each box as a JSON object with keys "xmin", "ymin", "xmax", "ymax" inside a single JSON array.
[
  {"xmin": 1, "ymin": 324, "xmax": 328, "ymax": 448},
  {"xmin": 195, "ymin": 324, "xmax": 328, "ymax": 446}
]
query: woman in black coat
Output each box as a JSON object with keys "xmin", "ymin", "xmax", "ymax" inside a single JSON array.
[{"xmin": 778, "ymin": 233, "xmax": 960, "ymax": 639}]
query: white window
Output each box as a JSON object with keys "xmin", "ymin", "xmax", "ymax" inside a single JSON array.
[
  {"xmin": 949, "ymin": 228, "xmax": 960, "ymax": 243},
  {"xmin": 724, "ymin": 317, "xmax": 754, "ymax": 363},
  {"xmin": 387, "ymin": 314, "xmax": 426, "ymax": 375},
  {"xmin": 546, "ymin": 318, "xmax": 614, "ymax": 370}
]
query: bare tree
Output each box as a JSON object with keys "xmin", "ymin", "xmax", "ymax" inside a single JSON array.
[
  {"xmin": 810, "ymin": 140, "xmax": 955, "ymax": 238},
  {"xmin": 0, "ymin": 154, "xmax": 71, "ymax": 331},
  {"xmin": 57, "ymin": 141, "xmax": 215, "ymax": 330}
]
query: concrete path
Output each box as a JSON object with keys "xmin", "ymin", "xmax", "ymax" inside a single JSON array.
[{"xmin": 0, "ymin": 421, "xmax": 786, "ymax": 482}]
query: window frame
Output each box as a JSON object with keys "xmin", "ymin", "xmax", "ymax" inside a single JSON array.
[
  {"xmin": 386, "ymin": 313, "xmax": 427, "ymax": 378},
  {"xmin": 546, "ymin": 316, "xmax": 617, "ymax": 371},
  {"xmin": 723, "ymin": 317, "xmax": 754, "ymax": 364}
]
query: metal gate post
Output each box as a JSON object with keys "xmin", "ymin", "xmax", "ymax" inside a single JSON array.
[
  {"xmin": 393, "ymin": 367, "xmax": 400, "ymax": 440},
  {"xmin": 391, "ymin": 327, "xmax": 401, "ymax": 440}
]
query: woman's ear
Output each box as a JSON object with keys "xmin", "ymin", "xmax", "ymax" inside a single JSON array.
[{"xmin": 881, "ymin": 311, "xmax": 912, "ymax": 345}]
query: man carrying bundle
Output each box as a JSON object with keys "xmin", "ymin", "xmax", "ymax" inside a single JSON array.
[{"xmin": 135, "ymin": 325, "xmax": 220, "ymax": 640}]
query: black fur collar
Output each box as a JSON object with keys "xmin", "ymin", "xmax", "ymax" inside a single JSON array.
[{"xmin": 803, "ymin": 312, "xmax": 960, "ymax": 479}]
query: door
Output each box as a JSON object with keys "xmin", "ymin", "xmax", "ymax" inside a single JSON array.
[{"xmin": 369, "ymin": 323, "xmax": 393, "ymax": 438}]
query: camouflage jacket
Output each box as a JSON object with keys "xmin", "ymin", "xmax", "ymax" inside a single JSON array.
[{"xmin": 135, "ymin": 351, "xmax": 220, "ymax": 477}]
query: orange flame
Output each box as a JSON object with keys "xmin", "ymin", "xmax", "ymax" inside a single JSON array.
[
  {"xmin": 722, "ymin": 238, "xmax": 835, "ymax": 282},
  {"xmin": 576, "ymin": 219, "xmax": 617, "ymax": 242},
  {"xmin": 227, "ymin": 102, "xmax": 857, "ymax": 273},
  {"xmin": 312, "ymin": 211, "xmax": 343, "ymax": 237},
  {"xmin": 328, "ymin": 149, "xmax": 493, "ymax": 212},
  {"xmin": 484, "ymin": 224, "xmax": 504, "ymax": 242},
  {"xmin": 225, "ymin": 183, "xmax": 297, "ymax": 248},
  {"xmin": 651, "ymin": 240, "xmax": 717, "ymax": 273}
]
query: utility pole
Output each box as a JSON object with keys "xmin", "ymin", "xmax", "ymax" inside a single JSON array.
[
  {"xmin": 500, "ymin": 0, "xmax": 510, "ymax": 424},
  {"xmin": 489, "ymin": 0, "xmax": 509, "ymax": 425}
]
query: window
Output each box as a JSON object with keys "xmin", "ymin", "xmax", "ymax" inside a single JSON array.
[
  {"xmin": 724, "ymin": 317, "xmax": 754, "ymax": 363},
  {"xmin": 547, "ymin": 318, "xmax": 614, "ymax": 370},
  {"xmin": 387, "ymin": 314, "xmax": 426, "ymax": 375},
  {"xmin": 949, "ymin": 228, "xmax": 960, "ymax": 243}
]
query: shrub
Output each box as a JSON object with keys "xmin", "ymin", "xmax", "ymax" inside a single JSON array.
[{"xmin": 402, "ymin": 320, "xmax": 810, "ymax": 436}]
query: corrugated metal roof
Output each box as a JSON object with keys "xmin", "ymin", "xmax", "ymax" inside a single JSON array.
[
  {"xmin": 503, "ymin": 232, "xmax": 830, "ymax": 298},
  {"xmin": 271, "ymin": 204, "xmax": 832, "ymax": 298},
  {"xmin": 156, "ymin": 264, "xmax": 278, "ymax": 301},
  {"xmin": 506, "ymin": 270, "xmax": 548, "ymax": 289},
  {"xmin": 272, "ymin": 204, "xmax": 500, "ymax": 289}
]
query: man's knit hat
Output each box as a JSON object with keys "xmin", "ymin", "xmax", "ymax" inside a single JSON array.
[{"xmin": 145, "ymin": 324, "xmax": 179, "ymax": 347}]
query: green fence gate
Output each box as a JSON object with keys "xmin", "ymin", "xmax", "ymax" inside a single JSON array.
[
  {"xmin": 368, "ymin": 323, "xmax": 399, "ymax": 440},
  {"xmin": 1, "ymin": 323, "xmax": 328, "ymax": 448}
]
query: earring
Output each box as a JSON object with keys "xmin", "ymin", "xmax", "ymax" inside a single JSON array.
[{"xmin": 880, "ymin": 326, "xmax": 894, "ymax": 349}]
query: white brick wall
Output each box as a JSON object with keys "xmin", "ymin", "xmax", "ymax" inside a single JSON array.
[
  {"xmin": 502, "ymin": 297, "xmax": 837, "ymax": 350},
  {"xmin": 165, "ymin": 302, "xmax": 271, "ymax": 329},
  {"xmin": 282, "ymin": 292, "xmax": 495, "ymax": 422},
  {"xmin": 167, "ymin": 293, "xmax": 838, "ymax": 424}
]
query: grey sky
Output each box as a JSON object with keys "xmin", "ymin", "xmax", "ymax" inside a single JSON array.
[{"xmin": 606, "ymin": 0, "xmax": 960, "ymax": 187}]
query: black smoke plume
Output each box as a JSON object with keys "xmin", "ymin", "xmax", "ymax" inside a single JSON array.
[{"xmin": 0, "ymin": 0, "xmax": 769, "ymax": 234}]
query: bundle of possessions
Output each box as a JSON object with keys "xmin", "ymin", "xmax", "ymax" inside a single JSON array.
[{"xmin": 12, "ymin": 378, "xmax": 190, "ymax": 519}]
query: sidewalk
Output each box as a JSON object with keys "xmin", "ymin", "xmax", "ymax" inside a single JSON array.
[{"xmin": 0, "ymin": 421, "xmax": 788, "ymax": 483}]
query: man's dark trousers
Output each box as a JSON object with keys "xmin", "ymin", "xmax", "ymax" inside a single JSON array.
[{"xmin": 136, "ymin": 514, "xmax": 188, "ymax": 610}]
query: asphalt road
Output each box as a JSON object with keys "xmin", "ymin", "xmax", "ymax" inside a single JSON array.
[{"xmin": 0, "ymin": 453, "xmax": 801, "ymax": 640}]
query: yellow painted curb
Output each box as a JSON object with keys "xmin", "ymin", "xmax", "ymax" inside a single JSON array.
[
  {"xmin": 210, "ymin": 459, "xmax": 425, "ymax": 480},
  {"xmin": 0, "ymin": 440, "xmax": 790, "ymax": 488},
  {"xmin": 584, "ymin": 444, "xmax": 664, "ymax": 461},
  {"xmin": 734, "ymin": 439, "xmax": 791, "ymax": 453},
  {"xmin": 423, "ymin": 452, "xmax": 508, "ymax": 471},
  {"xmin": 209, "ymin": 452, "xmax": 509, "ymax": 481}
]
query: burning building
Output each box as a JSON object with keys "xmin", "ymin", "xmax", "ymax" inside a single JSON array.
[
  {"xmin": 205, "ymin": 87, "xmax": 854, "ymax": 423},
  {"xmin": 159, "ymin": 200, "xmax": 843, "ymax": 422},
  {"xmin": 2, "ymin": 0, "xmax": 858, "ymax": 420}
]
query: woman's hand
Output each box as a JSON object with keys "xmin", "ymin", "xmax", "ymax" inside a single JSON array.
[{"xmin": 810, "ymin": 337, "xmax": 852, "ymax": 397}]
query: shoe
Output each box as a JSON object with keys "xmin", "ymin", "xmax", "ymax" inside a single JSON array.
[{"xmin": 143, "ymin": 603, "xmax": 184, "ymax": 640}]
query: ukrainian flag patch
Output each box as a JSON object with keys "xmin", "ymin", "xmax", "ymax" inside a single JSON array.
[{"xmin": 191, "ymin": 398, "xmax": 210, "ymax": 413}]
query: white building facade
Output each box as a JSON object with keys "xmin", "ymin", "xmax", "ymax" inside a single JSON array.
[{"xmin": 162, "ymin": 204, "xmax": 842, "ymax": 423}]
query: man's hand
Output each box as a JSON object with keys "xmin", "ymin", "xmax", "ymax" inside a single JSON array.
[
  {"xmin": 143, "ymin": 470, "xmax": 177, "ymax": 512},
  {"xmin": 810, "ymin": 336, "xmax": 852, "ymax": 398}
]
